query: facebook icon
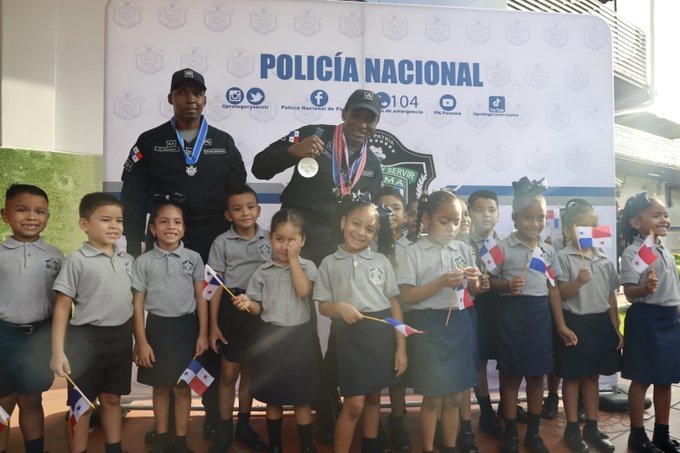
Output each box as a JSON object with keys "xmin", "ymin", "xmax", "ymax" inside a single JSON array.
[{"xmin": 310, "ymin": 89, "xmax": 329, "ymax": 107}]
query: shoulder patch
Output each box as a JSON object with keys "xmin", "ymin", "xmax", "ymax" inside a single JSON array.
[{"xmin": 130, "ymin": 146, "xmax": 143, "ymax": 162}]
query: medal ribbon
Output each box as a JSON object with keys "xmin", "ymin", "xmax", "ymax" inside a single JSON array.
[
  {"xmin": 332, "ymin": 123, "xmax": 368, "ymax": 197},
  {"xmin": 171, "ymin": 116, "xmax": 208, "ymax": 166}
]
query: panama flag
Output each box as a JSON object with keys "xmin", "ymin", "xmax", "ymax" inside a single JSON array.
[
  {"xmin": 454, "ymin": 278, "xmax": 474, "ymax": 310},
  {"xmin": 0, "ymin": 404, "xmax": 9, "ymax": 431},
  {"xmin": 575, "ymin": 225, "xmax": 612, "ymax": 248},
  {"xmin": 528, "ymin": 248, "xmax": 555, "ymax": 286},
  {"xmin": 180, "ymin": 360, "xmax": 214, "ymax": 396},
  {"xmin": 68, "ymin": 388, "xmax": 89, "ymax": 436},
  {"xmin": 383, "ymin": 317, "xmax": 425, "ymax": 337},
  {"xmin": 288, "ymin": 130, "xmax": 300, "ymax": 143},
  {"xmin": 546, "ymin": 208, "xmax": 560, "ymax": 230},
  {"xmin": 203, "ymin": 265, "xmax": 223, "ymax": 301},
  {"xmin": 479, "ymin": 235, "xmax": 504, "ymax": 272},
  {"xmin": 130, "ymin": 145, "xmax": 143, "ymax": 163},
  {"xmin": 631, "ymin": 234, "xmax": 657, "ymax": 273}
]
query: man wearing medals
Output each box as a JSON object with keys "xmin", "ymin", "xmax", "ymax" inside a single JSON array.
[
  {"xmin": 252, "ymin": 89, "xmax": 384, "ymax": 445},
  {"xmin": 120, "ymin": 68, "xmax": 246, "ymax": 440}
]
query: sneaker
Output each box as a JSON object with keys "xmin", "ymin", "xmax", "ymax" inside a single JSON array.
[
  {"xmin": 388, "ymin": 416, "xmax": 411, "ymax": 453},
  {"xmin": 583, "ymin": 429, "xmax": 615, "ymax": 453},
  {"xmin": 542, "ymin": 394, "xmax": 559, "ymax": 420},
  {"xmin": 653, "ymin": 438, "xmax": 680, "ymax": 453},
  {"xmin": 456, "ymin": 431, "xmax": 479, "ymax": 453},
  {"xmin": 524, "ymin": 434, "xmax": 550, "ymax": 453},
  {"xmin": 235, "ymin": 422, "xmax": 266, "ymax": 451},
  {"xmin": 564, "ymin": 432, "xmax": 590, "ymax": 453},
  {"xmin": 479, "ymin": 411, "xmax": 504, "ymax": 439}
]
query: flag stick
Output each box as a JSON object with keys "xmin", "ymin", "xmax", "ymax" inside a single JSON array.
[
  {"xmin": 445, "ymin": 295, "xmax": 455, "ymax": 327},
  {"xmin": 573, "ymin": 225, "xmax": 587, "ymax": 270},
  {"xmin": 362, "ymin": 315, "xmax": 388, "ymax": 325},
  {"xmin": 206, "ymin": 265, "xmax": 249, "ymax": 312},
  {"xmin": 650, "ymin": 228, "xmax": 656, "ymax": 273},
  {"xmin": 64, "ymin": 373, "xmax": 96, "ymax": 410}
]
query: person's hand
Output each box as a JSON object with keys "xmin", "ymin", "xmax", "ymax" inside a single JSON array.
[
  {"xmin": 616, "ymin": 331, "xmax": 624, "ymax": 350},
  {"xmin": 508, "ymin": 277, "xmax": 525, "ymax": 295},
  {"xmin": 478, "ymin": 274, "xmax": 490, "ymax": 292},
  {"xmin": 645, "ymin": 270, "xmax": 659, "ymax": 294},
  {"xmin": 134, "ymin": 342, "xmax": 155, "ymax": 368},
  {"xmin": 209, "ymin": 325, "xmax": 227, "ymax": 354},
  {"xmin": 50, "ymin": 352, "xmax": 71, "ymax": 378},
  {"xmin": 288, "ymin": 135, "xmax": 324, "ymax": 159},
  {"xmin": 438, "ymin": 271, "xmax": 465, "ymax": 288},
  {"xmin": 338, "ymin": 303, "xmax": 363, "ymax": 325},
  {"xmin": 287, "ymin": 237, "xmax": 302, "ymax": 262},
  {"xmin": 463, "ymin": 266, "xmax": 480, "ymax": 282},
  {"xmin": 576, "ymin": 268, "xmax": 592, "ymax": 285},
  {"xmin": 559, "ymin": 326, "xmax": 578, "ymax": 347},
  {"xmin": 232, "ymin": 294, "xmax": 252, "ymax": 312},
  {"xmin": 394, "ymin": 348, "xmax": 407, "ymax": 378},
  {"xmin": 195, "ymin": 334, "xmax": 209, "ymax": 357}
]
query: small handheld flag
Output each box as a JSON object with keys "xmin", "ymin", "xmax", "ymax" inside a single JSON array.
[
  {"xmin": 67, "ymin": 387, "xmax": 90, "ymax": 436},
  {"xmin": 0, "ymin": 405, "xmax": 9, "ymax": 431},
  {"xmin": 479, "ymin": 235, "xmax": 504, "ymax": 272},
  {"xmin": 179, "ymin": 360, "xmax": 214, "ymax": 396},
  {"xmin": 454, "ymin": 281, "xmax": 474, "ymax": 311},
  {"xmin": 631, "ymin": 234, "xmax": 657, "ymax": 273},
  {"xmin": 383, "ymin": 317, "xmax": 425, "ymax": 337},
  {"xmin": 528, "ymin": 248, "xmax": 555, "ymax": 286},
  {"xmin": 546, "ymin": 208, "xmax": 560, "ymax": 230},
  {"xmin": 575, "ymin": 225, "xmax": 612, "ymax": 249},
  {"xmin": 203, "ymin": 266, "xmax": 222, "ymax": 301}
]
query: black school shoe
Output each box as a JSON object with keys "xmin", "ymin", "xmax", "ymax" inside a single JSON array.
[
  {"xmin": 378, "ymin": 422, "xmax": 392, "ymax": 453},
  {"xmin": 209, "ymin": 424, "xmax": 234, "ymax": 453},
  {"xmin": 653, "ymin": 438, "xmax": 680, "ymax": 453},
  {"xmin": 498, "ymin": 405, "xmax": 529, "ymax": 423},
  {"xmin": 456, "ymin": 431, "xmax": 479, "ymax": 453},
  {"xmin": 235, "ymin": 422, "xmax": 266, "ymax": 451},
  {"xmin": 583, "ymin": 429, "xmax": 615, "ymax": 453},
  {"xmin": 628, "ymin": 440, "xmax": 665, "ymax": 453},
  {"xmin": 564, "ymin": 432, "xmax": 590, "ymax": 453},
  {"xmin": 524, "ymin": 434, "xmax": 550, "ymax": 453},
  {"xmin": 541, "ymin": 394, "xmax": 559, "ymax": 420},
  {"xmin": 502, "ymin": 436, "xmax": 520, "ymax": 453},
  {"xmin": 388, "ymin": 415, "xmax": 412, "ymax": 453},
  {"xmin": 479, "ymin": 411, "xmax": 504, "ymax": 439}
]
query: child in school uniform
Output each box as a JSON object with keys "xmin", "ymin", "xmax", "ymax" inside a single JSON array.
[
  {"xmin": 618, "ymin": 192, "xmax": 680, "ymax": 453},
  {"xmin": 0, "ymin": 184, "xmax": 63, "ymax": 453},
  {"xmin": 131, "ymin": 201, "xmax": 209, "ymax": 453},
  {"xmin": 376, "ymin": 187, "xmax": 412, "ymax": 453},
  {"xmin": 488, "ymin": 177, "xmax": 567, "ymax": 453},
  {"xmin": 405, "ymin": 199, "xmax": 419, "ymax": 243},
  {"xmin": 314, "ymin": 196, "xmax": 407, "ymax": 453},
  {"xmin": 397, "ymin": 190, "xmax": 480, "ymax": 453},
  {"xmin": 232, "ymin": 208, "xmax": 319, "ymax": 453},
  {"xmin": 555, "ymin": 199, "xmax": 621, "ymax": 453},
  {"xmin": 208, "ymin": 184, "xmax": 269, "ymax": 453},
  {"xmin": 50, "ymin": 193, "xmax": 134, "ymax": 453}
]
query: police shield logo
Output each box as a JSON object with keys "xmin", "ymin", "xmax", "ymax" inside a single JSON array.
[
  {"xmin": 180, "ymin": 47, "xmax": 208, "ymax": 73},
  {"xmin": 340, "ymin": 10, "xmax": 364, "ymax": 38},
  {"xmin": 567, "ymin": 148, "xmax": 589, "ymax": 173},
  {"xmin": 205, "ymin": 93, "xmax": 230, "ymax": 122},
  {"xmin": 487, "ymin": 145, "xmax": 511, "ymax": 172},
  {"xmin": 466, "ymin": 20, "xmax": 489, "ymax": 45},
  {"xmin": 527, "ymin": 148, "xmax": 550, "ymax": 173},
  {"xmin": 467, "ymin": 101, "xmax": 491, "ymax": 129},
  {"xmin": 508, "ymin": 104, "xmax": 531, "ymax": 129},
  {"xmin": 204, "ymin": 3, "xmax": 231, "ymax": 32},
  {"xmin": 252, "ymin": 103, "xmax": 277, "ymax": 123},
  {"xmin": 382, "ymin": 15, "xmax": 407, "ymax": 41},
  {"xmin": 159, "ymin": 95, "xmax": 175, "ymax": 119},
  {"xmin": 565, "ymin": 66, "xmax": 588, "ymax": 91},
  {"xmin": 545, "ymin": 23, "xmax": 568, "ymax": 48},
  {"xmin": 447, "ymin": 144, "xmax": 471, "ymax": 172},
  {"xmin": 546, "ymin": 104, "xmax": 570, "ymax": 130},
  {"xmin": 295, "ymin": 9, "xmax": 320, "ymax": 37},
  {"xmin": 426, "ymin": 104, "xmax": 452, "ymax": 128},
  {"xmin": 112, "ymin": 0, "xmax": 140, "ymax": 29},
  {"xmin": 506, "ymin": 21, "xmax": 529, "ymax": 46},
  {"xmin": 369, "ymin": 130, "xmax": 435, "ymax": 205},
  {"xmin": 159, "ymin": 2, "xmax": 186, "ymax": 30},
  {"xmin": 585, "ymin": 105, "xmax": 606, "ymax": 131},
  {"xmin": 526, "ymin": 63, "xmax": 549, "ymax": 89},
  {"xmin": 368, "ymin": 266, "xmax": 385, "ymax": 286},
  {"xmin": 135, "ymin": 45, "xmax": 163, "ymax": 75},
  {"xmin": 113, "ymin": 90, "xmax": 142, "ymax": 121},
  {"xmin": 381, "ymin": 111, "xmax": 408, "ymax": 127},
  {"xmin": 486, "ymin": 61, "xmax": 509, "ymax": 87},
  {"xmin": 250, "ymin": 6, "xmax": 277, "ymax": 34},
  {"xmin": 584, "ymin": 25, "xmax": 608, "ymax": 50},
  {"xmin": 426, "ymin": 17, "xmax": 450, "ymax": 43},
  {"xmin": 227, "ymin": 50, "xmax": 253, "ymax": 78},
  {"xmin": 258, "ymin": 243, "xmax": 272, "ymax": 260}
]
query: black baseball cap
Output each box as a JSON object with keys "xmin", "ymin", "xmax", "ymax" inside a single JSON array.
[
  {"xmin": 345, "ymin": 89, "xmax": 382, "ymax": 116},
  {"xmin": 170, "ymin": 68, "xmax": 207, "ymax": 91}
]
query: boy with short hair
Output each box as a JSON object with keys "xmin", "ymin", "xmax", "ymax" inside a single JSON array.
[
  {"xmin": 0, "ymin": 184, "xmax": 63, "ymax": 453},
  {"xmin": 208, "ymin": 184, "xmax": 270, "ymax": 453},
  {"xmin": 50, "ymin": 192, "xmax": 134, "ymax": 453}
]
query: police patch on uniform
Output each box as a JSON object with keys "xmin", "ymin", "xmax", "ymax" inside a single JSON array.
[
  {"xmin": 45, "ymin": 257, "xmax": 61, "ymax": 275},
  {"xmin": 258, "ymin": 242, "xmax": 272, "ymax": 259},
  {"xmin": 130, "ymin": 146, "xmax": 143, "ymax": 162},
  {"xmin": 453, "ymin": 256, "xmax": 466, "ymax": 270},
  {"xmin": 182, "ymin": 260, "xmax": 194, "ymax": 272},
  {"xmin": 368, "ymin": 266, "xmax": 385, "ymax": 286},
  {"xmin": 124, "ymin": 159, "xmax": 134, "ymax": 172}
]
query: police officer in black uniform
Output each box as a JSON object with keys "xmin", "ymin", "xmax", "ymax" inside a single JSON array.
[{"xmin": 120, "ymin": 68, "xmax": 246, "ymax": 442}]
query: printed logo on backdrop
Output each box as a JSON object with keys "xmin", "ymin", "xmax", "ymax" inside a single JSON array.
[
  {"xmin": 340, "ymin": 9, "xmax": 364, "ymax": 38},
  {"xmin": 383, "ymin": 14, "xmax": 408, "ymax": 41},
  {"xmin": 114, "ymin": 90, "xmax": 142, "ymax": 121},
  {"xmin": 467, "ymin": 100, "xmax": 491, "ymax": 129},
  {"xmin": 567, "ymin": 148, "xmax": 589, "ymax": 173},
  {"xmin": 546, "ymin": 103, "xmax": 570, "ymax": 130},
  {"xmin": 293, "ymin": 97, "xmax": 321, "ymax": 124},
  {"xmin": 566, "ymin": 65, "xmax": 588, "ymax": 91},
  {"xmin": 227, "ymin": 50, "xmax": 254, "ymax": 78},
  {"xmin": 234, "ymin": 137, "xmax": 255, "ymax": 169},
  {"xmin": 584, "ymin": 24, "xmax": 608, "ymax": 51},
  {"xmin": 159, "ymin": 95, "xmax": 175, "ymax": 119},
  {"xmin": 466, "ymin": 19, "xmax": 490, "ymax": 45},
  {"xmin": 426, "ymin": 103, "xmax": 453, "ymax": 128},
  {"xmin": 508, "ymin": 102, "xmax": 531, "ymax": 129},
  {"xmin": 506, "ymin": 21, "xmax": 529, "ymax": 46},
  {"xmin": 159, "ymin": 2, "xmax": 187, "ymax": 30},
  {"xmin": 486, "ymin": 61, "xmax": 510, "ymax": 87},
  {"xmin": 526, "ymin": 63, "xmax": 549, "ymax": 89},
  {"xmin": 585, "ymin": 105, "xmax": 606, "ymax": 131},
  {"xmin": 295, "ymin": 9, "xmax": 321, "ymax": 36},
  {"xmin": 447, "ymin": 143, "xmax": 472, "ymax": 173},
  {"xmin": 425, "ymin": 17, "xmax": 450, "ymax": 43},
  {"xmin": 180, "ymin": 47, "xmax": 208, "ymax": 73},
  {"xmin": 250, "ymin": 97, "xmax": 277, "ymax": 123},
  {"xmin": 527, "ymin": 147, "xmax": 550, "ymax": 173},
  {"xmin": 381, "ymin": 111, "xmax": 409, "ymax": 128},
  {"xmin": 136, "ymin": 45, "xmax": 163, "ymax": 75},
  {"xmin": 112, "ymin": 0, "xmax": 141, "ymax": 29},
  {"xmin": 486, "ymin": 144, "xmax": 511, "ymax": 172},
  {"xmin": 545, "ymin": 23, "xmax": 568, "ymax": 48},
  {"xmin": 250, "ymin": 6, "xmax": 277, "ymax": 34},
  {"xmin": 368, "ymin": 130, "xmax": 435, "ymax": 205},
  {"xmin": 204, "ymin": 3, "xmax": 231, "ymax": 32},
  {"xmin": 206, "ymin": 94, "xmax": 230, "ymax": 122}
]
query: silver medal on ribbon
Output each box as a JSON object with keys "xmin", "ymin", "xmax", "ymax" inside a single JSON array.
[{"xmin": 297, "ymin": 157, "xmax": 319, "ymax": 178}]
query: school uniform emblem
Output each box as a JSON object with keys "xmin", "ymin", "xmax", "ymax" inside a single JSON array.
[
  {"xmin": 453, "ymin": 256, "xmax": 466, "ymax": 271},
  {"xmin": 295, "ymin": 9, "xmax": 320, "ymax": 37},
  {"xmin": 45, "ymin": 257, "xmax": 61, "ymax": 275},
  {"xmin": 250, "ymin": 6, "xmax": 277, "ymax": 34},
  {"xmin": 135, "ymin": 45, "xmax": 163, "ymax": 75},
  {"xmin": 340, "ymin": 10, "xmax": 364, "ymax": 38},
  {"xmin": 125, "ymin": 262, "xmax": 133, "ymax": 278},
  {"xmin": 113, "ymin": 90, "xmax": 142, "ymax": 121},
  {"xmin": 368, "ymin": 266, "xmax": 385, "ymax": 286},
  {"xmin": 204, "ymin": 4, "xmax": 231, "ymax": 32},
  {"xmin": 182, "ymin": 260, "xmax": 194, "ymax": 272},
  {"xmin": 258, "ymin": 243, "xmax": 272, "ymax": 260}
]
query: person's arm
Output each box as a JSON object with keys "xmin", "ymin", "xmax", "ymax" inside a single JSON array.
[
  {"xmin": 608, "ymin": 291, "xmax": 624, "ymax": 349},
  {"xmin": 50, "ymin": 292, "xmax": 73, "ymax": 377},
  {"xmin": 194, "ymin": 282, "xmax": 209, "ymax": 356},
  {"xmin": 623, "ymin": 270, "xmax": 658, "ymax": 299},
  {"xmin": 232, "ymin": 294, "xmax": 263, "ymax": 316},
  {"xmin": 389, "ymin": 296, "xmax": 407, "ymax": 378},
  {"xmin": 400, "ymin": 271, "xmax": 464, "ymax": 305},
  {"xmin": 548, "ymin": 285, "xmax": 577, "ymax": 346},
  {"xmin": 131, "ymin": 290, "xmax": 155, "ymax": 368},
  {"xmin": 252, "ymin": 127, "xmax": 322, "ymax": 180},
  {"xmin": 208, "ymin": 273, "xmax": 226, "ymax": 353},
  {"xmin": 557, "ymin": 267, "xmax": 592, "ymax": 300},
  {"xmin": 318, "ymin": 300, "xmax": 362, "ymax": 324},
  {"xmin": 288, "ymin": 239, "xmax": 313, "ymax": 298},
  {"xmin": 120, "ymin": 141, "xmax": 151, "ymax": 257}
]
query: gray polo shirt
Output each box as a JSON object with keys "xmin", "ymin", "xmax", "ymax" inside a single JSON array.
[
  {"xmin": 489, "ymin": 233, "xmax": 562, "ymax": 297},
  {"xmin": 53, "ymin": 242, "xmax": 134, "ymax": 326},
  {"xmin": 620, "ymin": 237, "xmax": 680, "ymax": 307},
  {"xmin": 131, "ymin": 242, "xmax": 204, "ymax": 317},
  {"xmin": 557, "ymin": 243, "xmax": 618, "ymax": 314},
  {"xmin": 207, "ymin": 225, "xmax": 271, "ymax": 290},
  {"xmin": 314, "ymin": 246, "xmax": 399, "ymax": 313},
  {"xmin": 247, "ymin": 258, "xmax": 317, "ymax": 327},
  {"xmin": 397, "ymin": 237, "xmax": 477, "ymax": 310},
  {"xmin": 395, "ymin": 235, "xmax": 412, "ymax": 262},
  {"xmin": 0, "ymin": 237, "xmax": 63, "ymax": 324}
]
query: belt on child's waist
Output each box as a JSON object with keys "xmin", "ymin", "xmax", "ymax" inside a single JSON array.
[{"xmin": 0, "ymin": 317, "xmax": 50, "ymax": 335}]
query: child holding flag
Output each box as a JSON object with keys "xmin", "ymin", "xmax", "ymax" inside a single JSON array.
[
  {"xmin": 0, "ymin": 184, "xmax": 63, "ymax": 453},
  {"xmin": 397, "ymin": 190, "xmax": 480, "ymax": 453},
  {"xmin": 488, "ymin": 177, "xmax": 566, "ymax": 453},
  {"xmin": 314, "ymin": 195, "xmax": 407, "ymax": 453},
  {"xmin": 555, "ymin": 200, "xmax": 621, "ymax": 453},
  {"xmin": 618, "ymin": 192, "xmax": 680, "ymax": 453},
  {"xmin": 131, "ymin": 200, "xmax": 209, "ymax": 453}
]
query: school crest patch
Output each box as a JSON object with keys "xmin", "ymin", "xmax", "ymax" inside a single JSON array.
[
  {"xmin": 368, "ymin": 266, "xmax": 385, "ymax": 286},
  {"xmin": 125, "ymin": 262, "xmax": 133, "ymax": 277},
  {"xmin": 182, "ymin": 260, "xmax": 194, "ymax": 272},
  {"xmin": 45, "ymin": 257, "xmax": 61, "ymax": 275},
  {"xmin": 453, "ymin": 256, "xmax": 466, "ymax": 270},
  {"xmin": 258, "ymin": 242, "xmax": 272, "ymax": 259}
]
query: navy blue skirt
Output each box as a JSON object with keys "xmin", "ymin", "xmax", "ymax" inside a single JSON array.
[
  {"xmin": 496, "ymin": 295, "xmax": 553, "ymax": 377},
  {"xmin": 474, "ymin": 291, "xmax": 500, "ymax": 360},
  {"xmin": 250, "ymin": 322, "xmax": 320, "ymax": 405},
  {"xmin": 622, "ymin": 303, "xmax": 680, "ymax": 385},
  {"xmin": 335, "ymin": 309, "xmax": 396, "ymax": 397},
  {"xmin": 555, "ymin": 310, "xmax": 620, "ymax": 379},
  {"xmin": 409, "ymin": 309, "xmax": 477, "ymax": 396},
  {"xmin": 217, "ymin": 289, "xmax": 261, "ymax": 363}
]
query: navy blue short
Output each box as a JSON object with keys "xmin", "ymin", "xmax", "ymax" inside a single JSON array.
[
  {"xmin": 217, "ymin": 289, "xmax": 261, "ymax": 363},
  {"xmin": 0, "ymin": 319, "xmax": 53, "ymax": 396}
]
